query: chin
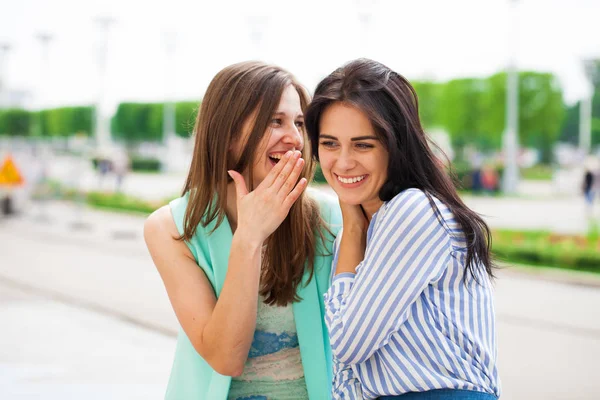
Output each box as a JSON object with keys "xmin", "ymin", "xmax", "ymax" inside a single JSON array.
[{"xmin": 336, "ymin": 194, "xmax": 365, "ymax": 206}]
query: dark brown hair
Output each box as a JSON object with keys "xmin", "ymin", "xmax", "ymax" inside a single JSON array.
[
  {"xmin": 305, "ymin": 58, "xmax": 496, "ymax": 281},
  {"xmin": 182, "ymin": 61, "xmax": 326, "ymax": 305}
]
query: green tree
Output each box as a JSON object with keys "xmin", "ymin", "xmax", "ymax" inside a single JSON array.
[
  {"xmin": 0, "ymin": 109, "xmax": 32, "ymax": 136},
  {"xmin": 412, "ymin": 81, "xmax": 442, "ymax": 129},
  {"xmin": 439, "ymin": 78, "xmax": 489, "ymax": 151},
  {"xmin": 175, "ymin": 101, "xmax": 200, "ymax": 137},
  {"xmin": 482, "ymin": 71, "xmax": 565, "ymax": 163}
]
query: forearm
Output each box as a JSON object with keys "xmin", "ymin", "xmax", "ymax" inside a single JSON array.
[
  {"xmin": 335, "ymin": 224, "xmax": 366, "ymax": 275},
  {"xmin": 201, "ymin": 231, "xmax": 262, "ymax": 374}
]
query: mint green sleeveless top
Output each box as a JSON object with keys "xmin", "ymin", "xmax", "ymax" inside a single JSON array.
[{"xmin": 165, "ymin": 188, "xmax": 341, "ymax": 400}]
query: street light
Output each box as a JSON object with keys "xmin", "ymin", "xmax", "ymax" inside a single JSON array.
[
  {"xmin": 162, "ymin": 32, "xmax": 177, "ymax": 172},
  {"xmin": 355, "ymin": 0, "xmax": 378, "ymax": 56},
  {"xmin": 36, "ymin": 33, "xmax": 53, "ymax": 136},
  {"xmin": 94, "ymin": 16, "xmax": 115, "ymax": 151},
  {"xmin": 502, "ymin": 0, "xmax": 520, "ymax": 195},
  {"xmin": 163, "ymin": 32, "xmax": 176, "ymax": 146},
  {"xmin": 580, "ymin": 59, "xmax": 599, "ymax": 155},
  {"xmin": 0, "ymin": 43, "xmax": 12, "ymax": 108},
  {"xmin": 247, "ymin": 15, "xmax": 269, "ymax": 58}
]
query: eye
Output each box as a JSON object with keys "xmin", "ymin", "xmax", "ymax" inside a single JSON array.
[
  {"xmin": 319, "ymin": 140, "xmax": 338, "ymax": 148},
  {"xmin": 270, "ymin": 118, "xmax": 283, "ymax": 126},
  {"xmin": 295, "ymin": 120, "xmax": 305, "ymax": 128},
  {"xmin": 355, "ymin": 142, "xmax": 374, "ymax": 149}
]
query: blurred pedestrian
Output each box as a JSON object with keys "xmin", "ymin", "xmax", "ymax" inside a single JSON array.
[
  {"xmin": 112, "ymin": 150, "xmax": 130, "ymax": 193},
  {"xmin": 481, "ymin": 164, "xmax": 499, "ymax": 195},
  {"xmin": 583, "ymin": 167, "xmax": 595, "ymax": 216},
  {"xmin": 143, "ymin": 61, "xmax": 341, "ymax": 400}
]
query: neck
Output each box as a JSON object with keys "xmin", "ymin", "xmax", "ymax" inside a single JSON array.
[{"xmin": 361, "ymin": 199, "xmax": 384, "ymax": 221}]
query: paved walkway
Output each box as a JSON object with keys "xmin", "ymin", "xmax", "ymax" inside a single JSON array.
[{"xmin": 0, "ymin": 280, "xmax": 175, "ymax": 400}]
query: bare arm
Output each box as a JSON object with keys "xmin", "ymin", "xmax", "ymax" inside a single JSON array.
[{"xmin": 144, "ymin": 150, "xmax": 306, "ymax": 376}]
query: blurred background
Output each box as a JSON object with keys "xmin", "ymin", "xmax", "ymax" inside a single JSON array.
[{"xmin": 0, "ymin": 0, "xmax": 599, "ymax": 399}]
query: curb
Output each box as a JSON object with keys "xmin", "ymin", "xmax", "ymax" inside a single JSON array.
[{"xmin": 500, "ymin": 263, "xmax": 600, "ymax": 289}]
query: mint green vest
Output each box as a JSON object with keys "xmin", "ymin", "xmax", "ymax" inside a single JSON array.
[{"xmin": 166, "ymin": 189, "xmax": 341, "ymax": 400}]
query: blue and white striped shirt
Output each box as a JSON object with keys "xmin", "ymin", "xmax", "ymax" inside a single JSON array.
[{"xmin": 324, "ymin": 189, "xmax": 500, "ymax": 399}]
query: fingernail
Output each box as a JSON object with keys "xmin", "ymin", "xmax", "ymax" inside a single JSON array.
[
  {"xmin": 227, "ymin": 171, "xmax": 234, "ymax": 179},
  {"xmin": 285, "ymin": 151, "xmax": 292, "ymax": 158}
]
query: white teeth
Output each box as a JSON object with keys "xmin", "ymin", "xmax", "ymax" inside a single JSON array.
[
  {"xmin": 269, "ymin": 154, "xmax": 284, "ymax": 160},
  {"xmin": 337, "ymin": 175, "xmax": 366, "ymax": 184}
]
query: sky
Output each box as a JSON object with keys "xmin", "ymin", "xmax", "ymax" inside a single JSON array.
[{"xmin": 0, "ymin": 0, "xmax": 598, "ymax": 115}]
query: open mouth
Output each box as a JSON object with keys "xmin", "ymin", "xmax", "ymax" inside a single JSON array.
[{"xmin": 268, "ymin": 153, "xmax": 284, "ymax": 165}]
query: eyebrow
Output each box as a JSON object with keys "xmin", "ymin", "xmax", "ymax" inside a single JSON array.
[{"xmin": 319, "ymin": 134, "xmax": 379, "ymax": 141}]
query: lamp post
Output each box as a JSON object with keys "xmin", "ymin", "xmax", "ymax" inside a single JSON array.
[
  {"xmin": 355, "ymin": 0, "xmax": 378, "ymax": 56},
  {"xmin": 94, "ymin": 16, "xmax": 115, "ymax": 151},
  {"xmin": 163, "ymin": 32, "xmax": 176, "ymax": 147},
  {"xmin": 580, "ymin": 59, "xmax": 599, "ymax": 155},
  {"xmin": 162, "ymin": 32, "xmax": 177, "ymax": 172},
  {"xmin": 0, "ymin": 43, "xmax": 11, "ymax": 108},
  {"xmin": 35, "ymin": 33, "xmax": 53, "ymax": 137},
  {"xmin": 502, "ymin": 0, "xmax": 520, "ymax": 195},
  {"xmin": 247, "ymin": 15, "xmax": 269, "ymax": 58}
]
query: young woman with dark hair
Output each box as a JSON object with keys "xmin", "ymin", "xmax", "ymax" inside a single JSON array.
[{"xmin": 305, "ymin": 58, "xmax": 500, "ymax": 400}]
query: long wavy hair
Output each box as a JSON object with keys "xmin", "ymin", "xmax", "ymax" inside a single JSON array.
[
  {"xmin": 181, "ymin": 61, "xmax": 327, "ymax": 305},
  {"xmin": 305, "ymin": 58, "xmax": 496, "ymax": 281}
]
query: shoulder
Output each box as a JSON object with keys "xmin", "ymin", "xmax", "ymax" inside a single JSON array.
[
  {"xmin": 385, "ymin": 188, "xmax": 433, "ymax": 213},
  {"xmin": 381, "ymin": 189, "xmax": 451, "ymax": 231},
  {"xmin": 144, "ymin": 205, "xmax": 180, "ymax": 244},
  {"xmin": 144, "ymin": 204, "xmax": 196, "ymax": 262}
]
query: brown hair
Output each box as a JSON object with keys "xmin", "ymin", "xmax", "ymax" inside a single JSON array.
[{"xmin": 181, "ymin": 61, "xmax": 327, "ymax": 305}]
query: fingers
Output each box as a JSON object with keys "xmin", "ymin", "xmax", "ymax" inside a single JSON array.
[
  {"xmin": 228, "ymin": 170, "xmax": 248, "ymax": 199},
  {"xmin": 282, "ymin": 178, "xmax": 308, "ymax": 210},
  {"xmin": 259, "ymin": 150, "xmax": 294, "ymax": 188},
  {"xmin": 271, "ymin": 151, "xmax": 303, "ymax": 194},
  {"xmin": 277, "ymin": 156, "xmax": 305, "ymax": 197}
]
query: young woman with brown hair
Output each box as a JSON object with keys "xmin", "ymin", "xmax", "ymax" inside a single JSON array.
[{"xmin": 144, "ymin": 61, "xmax": 341, "ymax": 400}]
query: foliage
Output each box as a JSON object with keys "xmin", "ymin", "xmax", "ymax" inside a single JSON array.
[
  {"xmin": 0, "ymin": 109, "xmax": 33, "ymax": 136},
  {"xmin": 559, "ymin": 89, "xmax": 600, "ymax": 146},
  {"xmin": 130, "ymin": 157, "xmax": 161, "ymax": 172},
  {"xmin": 86, "ymin": 191, "xmax": 168, "ymax": 215},
  {"xmin": 520, "ymin": 164, "xmax": 553, "ymax": 181},
  {"xmin": 313, "ymin": 163, "xmax": 327, "ymax": 184},
  {"xmin": 439, "ymin": 78, "xmax": 491, "ymax": 150},
  {"xmin": 111, "ymin": 101, "xmax": 200, "ymax": 143},
  {"xmin": 492, "ymin": 229, "xmax": 600, "ymax": 273},
  {"xmin": 483, "ymin": 72, "xmax": 565, "ymax": 162},
  {"xmin": 412, "ymin": 81, "xmax": 442, "ymax": 129}
]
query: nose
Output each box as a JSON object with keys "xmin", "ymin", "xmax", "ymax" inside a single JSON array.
[
  {"xmin": 336, "ymin": 148, "xmax": 356, "ymax": 171},
  {"xmin": 281, "ymin": 124, "xmax": 304, "ymax": 151}
]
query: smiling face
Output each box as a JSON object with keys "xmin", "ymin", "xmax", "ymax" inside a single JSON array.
[
  {"xmin": 232, "ymin": 84, "xmax": 305, "ymax": 186},
  {"xmin": 318, "ymin": 102, "xmax": 389, "ymax": 216}
]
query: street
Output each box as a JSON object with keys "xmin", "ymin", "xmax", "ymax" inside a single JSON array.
[{"xmin": 0, "ymin": 202, "xmax": 599, "ymax": 399}]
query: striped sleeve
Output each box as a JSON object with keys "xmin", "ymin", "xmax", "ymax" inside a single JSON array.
[{"xmin": 324, "ymin": 189, "xmax": 452, "ymax": 365}]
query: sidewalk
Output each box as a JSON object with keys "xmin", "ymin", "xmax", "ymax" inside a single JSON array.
[{"xmin": 0, "ymin": 280, "xmax": 175, "ymax": 400}]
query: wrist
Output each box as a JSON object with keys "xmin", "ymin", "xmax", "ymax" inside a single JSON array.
[
  {"xmin": 342, "ymin": 222, "xmax": 367, "ymax": 236},
  {"xmin": 232, "ymin": 228, "xmax": 264, "ymax": 251}
]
